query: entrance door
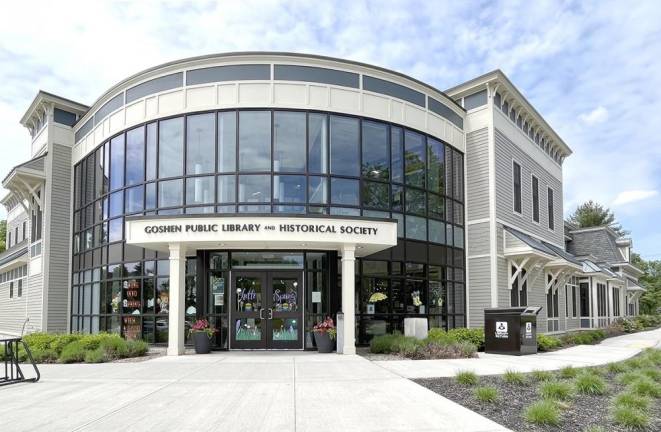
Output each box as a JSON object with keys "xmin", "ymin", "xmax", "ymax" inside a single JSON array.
[{"xmin": 231, "ymin": 271, "xmax": 303, "ymax": 350}]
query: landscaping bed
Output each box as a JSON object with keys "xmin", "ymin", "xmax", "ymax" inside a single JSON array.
[{"xmin": 416, "ymin": 349, "xmax": 661, "ymax": 432}]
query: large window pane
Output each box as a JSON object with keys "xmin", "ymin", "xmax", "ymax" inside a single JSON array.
[
  {"xmin": 217, "ymin": 175, "xmax": 236, "ymax": 203},
  {"xmin": 186, "ymin": 176, "xmax": 214, "ymax": 205},
  {"xmin": 158, "ymin": 179, "xmax": 183, "ymax": 207},
  {"xmin": 109, "ymin": 191, "xmax": 123, "ymax": 218},
  {"xmin": 238, "ymin": 175, "xmax": 270, "ymax": 203},
  {"xmin": 429, "ymin": 220, "xmax": 446, "ymax": 244},
  {"xmin": 391, "ymin": 127, "xmax": 404, "ymax": 183},
  {"xmin": 405, "ymin": 131, "xmax": 426, "ymax": 187},
  {"xmin": 146, "ymin": 123, "xmax": 157, "ymax": 181},
  {"xmin": 218, "ymin": 112, "xmax": 236, "ymax": 173},
  {"xmin": 239, "ymin": 111, "xmax": 271, "ymax": 171},
  {"xmin": 427, "ymin": 138, "xmax": 444, "ymax": 193},
  {"xmin": 274, "ymin": 112, "xmax": 306, "ymax": 172},
  {"xmin": 406, "ymin": 215, "xmax": 427, "ymax": 241},
  {"xmin": 274, "ymin": 175, "xmax": 305, "ymax": 203},
  {"xmin": 159, "ymin": 117, "xmax": 184, "ymax": 178},
  {"xmin": 406, "ymin": 189, "xmax": 425, "ymax": 215},
  {"xmin": 186, "ymin": 113, "xmax": 215, "ymax": 175},
  {"xmin": 110, "ymin": 134, "xmax": 125, "ymax": 191},
  {"xmin": 126, "ymin": 127, "xmax": 145, "ymax": 186},
  {"xmin": 108, "ymin": 218, "xmax": 122, "ymax": 242},
  {"xmin": 125, "ymin": 186, "xmax": 144, "ymax": 214},
  {"xmin": 428, "ymin": 194, "xmax": 444, "ymax": 220},
  {"xmin": 362, "ymin": 121, "xmax": 389, "ymax": 180},
  {"xmin": 308, "ymin": 176, "xmax": 327, "ymax": 204},
  {"xmin": 308, "ymin": 114, "xmax": 328, "ymax": 174},
  {"xmin": 330, "ymin": 178, "xmax": 359, "ymax": 206},
  {"xmin": 362, "ymin": 181, "xmax": 389, "ymax": 209},
  {"xmin": 330, "ymin": 116, "xmax": 359, "ymax": 176}
]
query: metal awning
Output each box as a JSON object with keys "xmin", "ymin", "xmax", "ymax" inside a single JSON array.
[{"xmin": 1, "ymin": 154, "xmax": 46, "ymax": 212}]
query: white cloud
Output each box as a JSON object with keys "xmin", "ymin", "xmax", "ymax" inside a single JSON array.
[
  {"xmin": 579, "ymin": 106, "xmax": 609, "ymax": 125},
  {"xmin": 612, "ymin": 190, "xmax": 659, "ymax": 206}
]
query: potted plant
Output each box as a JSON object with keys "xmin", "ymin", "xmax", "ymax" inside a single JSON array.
[
  {"xmin": 189, "ymin": 319, "xmax": 217, "ymax": 354},
  {"xmin": 313, "ymin": 316, "xmax": 337, "ymax": 353}
]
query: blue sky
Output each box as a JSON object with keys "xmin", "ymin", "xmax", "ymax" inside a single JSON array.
[{"xmin": 1, "ymin": 0, "xmax": 660, "ymax": 258}]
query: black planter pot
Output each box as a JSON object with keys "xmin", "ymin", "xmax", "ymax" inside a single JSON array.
[
  {"xmin": 193, "ymin": 331, "xmax": 211, "ymax": 354},
  {"xmin": 313, "ymin": 331, "xmax": 335, "ymax": 353}
]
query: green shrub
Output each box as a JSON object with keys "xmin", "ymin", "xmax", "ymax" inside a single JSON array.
[
  {"xmin": 611, "ymin": 405, "xmax": 649, "ymax": 429},
  {"xmin": 559, "ymin": 365, "xmax": 579, "ymax": 379},
  {"xmin": 408, "ymin": 341, "xmax": 477, "ymax": 360},
  {"xmin": 369, "ymin": 333, "xmax": 421, "ymax": 354},
  {"xmin": 126, "ymin": 340, "xmax": 149, "ymax": 357},
  {"xmin": 642, "ymin": 348, "xmax": 661, "ymax": 365},
  {"xmin": 446, "ymin": 328, "xmax": 485, "ymax": 351},
  {"xmin": 575, "ymin": 372, "xmax": 607, "ymax": 395},
  {"xmin": 425, "ymin": 328, "xmax": 453, "ymax": 344},
  {"xmin": 562, "ymin": 330, "xmax": 606, "ymax": 345},
  {"xmin": 503, "ymin": 369, "xmax": 526, "ymax": 385},
  {"xmin": 531, "ymin": 369, "xmax": 554, "ymax": 382},
  {"xmin": 627, "ymin": 376, "xmax": 661, "ymax": 398},
  {"xmin": 30, "ymin": 348, "xmax": 58, "ymax": 363},
  {"xmin": 455, "ymin": 370, "xmax": 478, "ymax": 386},
  {"xmin": 612, "ymin": 392, "xmax": 651, "ymax": 410},
  {"xmin": 100, "ymin": 337, "xmax": 129, "ymax": 359},
  {"xmin": 59, "ymin": 341, "xmax": 87, "ymax": 363},
  {"xmin": 618, "ymin": 371, "xmax": 646, "ymax": 385},
  {"xmin": 639, "ymin": 367, "xmax": 661, "ymax": 382},
  {"xmin": 633, "ymin": 314, "xmax": 661, "ymax": 328},
  {"xmin": 539, "ymin": 381, "xmax": 573, "ymax": 400},
  {"xmin": 537, "ymin": 334, "xmax": 562, "ymax": 351},
  {"xmin": 606, "ymin": 362, "xmax": 628, "ymax": 374},
  {"xmin": 524, "ymin": 400, "xmax": 561, "ymax": 425},
  {"xmin": 474, "ymin": 386, "xmax": 498, "ymax": 403},
  {"xmin": 624, "ymin": 357, "xmax": 654, "ymax": 370},
  {"xmin": 84, "ymin": 348, "xmax": 106, "ymax": 363}
]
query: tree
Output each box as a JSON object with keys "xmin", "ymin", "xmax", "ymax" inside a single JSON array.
[
  {"xmin": 567, "ymin": 200, "xmax": 628, "ymax": 236},
  {"xmin": 0, "ymin": 220, "xmax": 6, "ymax": 253},
  {"xmin": 632, "ymin": 253, "xmax": 661, "ymax": 314}
]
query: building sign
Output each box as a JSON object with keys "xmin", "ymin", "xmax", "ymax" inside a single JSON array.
[
  {"xmin": 525, "ymin": 322, "xmax": 533, "ymax": 339},
  {"xmin": 143, "ymin": 222, "xmax": 380, "ymax": 236},
  {"xmin": 495, "ymin": 321, "xmax": 508, "ymax": 339}
]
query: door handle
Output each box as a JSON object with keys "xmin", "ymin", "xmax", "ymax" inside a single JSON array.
[
  {"xmin": 259, "ymin": 308, "xmax": 265, "ymax": 320},
  {"xmin": 268, "ymin": 308, "xmax": 273, "ymax": 319}
]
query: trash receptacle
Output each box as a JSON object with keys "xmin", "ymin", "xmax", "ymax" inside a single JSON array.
[{"xmin": 484, "ymin": 306, "xmax": 542, "ymax": 355}]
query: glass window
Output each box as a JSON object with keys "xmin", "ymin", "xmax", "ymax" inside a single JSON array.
[
  {"xmin": 146, "ymin": 123, "xmax": 157, "ymax": 181},
  {"xmin": 238, "ymin": 175, "xmax": 270, "ymax": 203},
  {"xmin": 513, "ymin": 161, "xmax": 522, "ymax": 213},
  {"xmin": 427, "ymin": 138, "xmax": 444, "ymax": 193},
  {"xmin": 362, "ymin": 181, "xmax": 388, "ymax": 209},
  {"xmin": 405, "ymin": 131, "xmax": 425, "ymax": 187},
  {"xmin": 145, "ymin": 183, "xmax": 156, "ymax": 209},
  {"xmin": 308, "ymin": 176, "xmax": 327, "ymax": 204},
  {"xmin": 391, "ymin": 127, "xmax": 404, "ymax": 183},
  {"xmin": 109, "ymin": 191, "xmax": 123, "ymax": 218},
  {"xmin": 274, "ymin": 175, "xmax": 306, "ymax": 203},
  {"xmin": 330, "ymin": 178, "xmax": 359, "ymax": 206},
  {"xmin": 548, "ymin": 187, "xmax": 555, "ymax": 230},
  {"xmin": 217, "ymin": 175, "xmax": 236, "ymax": 203},
  {"xmin": 158, "ymin": 179, "xmax": 183, "ymax": 207},
  {"xmin": 308, "ymin": 114, "xmax": 328, "ymax": 174},
  {"xmin": 218, "ymin": 111, "xmax": 236, "ymax": 173},
  {"xmin": 239, "ymin": 111, "xmax": 271, "ymax": 171},
  {"xmin": 428, "ymin": 194, "xmax": 444, "ymax": 220},
  {"xmin": 108, "ymin": 218, "xmax": 122, "ymax": 243},
  {"xmin": 330, "ymin": 116, "xmax": 359, "ymax": 176},
  {"xmin": 406, "ymin": 189, "xmax": 425, "ymax": 216},
  {"xmin": 361, "ymin": 121, "xmax": 389, "ymax": 180},
  {"xmin": 274, "ymin": 112, "xmax": 306, "ymax": 172},
  {"xmin": 125, "ymin": 186, "xmax": 144, "ymax": 214},
  {"xmin": 532, "ymin": 176, "xmax": 539, "ymax": 222},
  {"xmin": 186, "ymin": 176, "xmax": 215, "ymax": 205},
  {"xmin": 406, "ymin": 215, "xmax": 427, "ymax": 241},
  {"xmin": 159, "ymin": 117, "xmax": 184, "ymax": 178},
  {"xmin": 186, "ymin": 113, "xmax": 215, "ymax": 175},
  {"xmin": 429, "ymin": 220, "xmax": 446, "ymax": 244},
  {"xmin": 126, "ymin": 126, "xmax": 145, "ymax": 185},
  {"xmin": 391, "ymin": 185, "xmax": 404, "ymax": 211},
  {"xmin": 110, "ymin": 134, "xmax": 125, "ymax": 190}
]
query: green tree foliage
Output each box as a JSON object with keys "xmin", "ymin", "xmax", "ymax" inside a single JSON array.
[
  {"xmin": 0, "ymin": 220, "xmax": 6, "ymax": 253},
  {"xmin": 567, "ymin": 200, "xmax": 627, "ymax": 236},
  {"xmin": 632, "ymin": 253, "xmax": 661, "ymax": 314}
]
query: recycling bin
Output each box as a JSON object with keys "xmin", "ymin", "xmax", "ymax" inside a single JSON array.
[{"xmin": 484, "ymin": 306, "xmax": 542, "ymax": 355}]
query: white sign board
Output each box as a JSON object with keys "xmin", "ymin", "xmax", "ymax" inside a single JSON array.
[{"xmin": 495, "ymin": 321, "xmax": 509, "ymax": 339}]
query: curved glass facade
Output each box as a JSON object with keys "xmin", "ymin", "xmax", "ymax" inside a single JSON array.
[{"xmin": 71, "ymin": 109, "xmax": 465, "ymax": 346}]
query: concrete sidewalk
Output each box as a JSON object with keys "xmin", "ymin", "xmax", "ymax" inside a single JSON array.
[
  {"xmin": 0, "ymin": 351, "xmax": 509, "ymax": 432},
  {"xmin": 377, "ymin": 328, "xmax": 661, "ymax": 379}
]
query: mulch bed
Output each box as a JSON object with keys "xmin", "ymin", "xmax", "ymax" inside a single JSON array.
[{"xmin": 415, "ymin": 370, "xmax": 661, "ymax": 432}]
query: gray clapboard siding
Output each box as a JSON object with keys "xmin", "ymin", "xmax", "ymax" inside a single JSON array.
[
  {"xmin": 26, "ymin": 273, "xmax": 43, "ymax": 332},
  {"xmin": 0, "ymin": 283, "xmax": 27, "ymax": 334},
  {"xmin": 467, "ymin": 221, "xmax": 490, "ymax": 256},
  {"xmin": 45, "ymin": 144, "xmax": 72, "ymax": 333},
  {"xmin": 494, "ymin": 129, "xmax": 563, "ymax": 246},
  {"xmin": 465, "ymin": 127, "xmax": 490, "ymax": 221},
  {"xmin": 467, "ymin": 256, "xmax": 491, "ymax": 328}
]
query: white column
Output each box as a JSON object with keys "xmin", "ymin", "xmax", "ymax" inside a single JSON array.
[
  {"xmin": 167, "ymin": 243, "xmax": 186, "ymax": 356},
  {"xmin": 591, "ymin": 278, "xmax": 599, "ymax": 328},
  {"xmin": 340, "ymin": 245, "xmax": 356, "ymax": 355},
  {"xmin": 607, "ymin": 282, "xmax": 614, "ymax": 324}
]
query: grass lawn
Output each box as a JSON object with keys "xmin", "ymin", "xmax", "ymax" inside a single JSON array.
[{"xmin": 415, "ymin": 348, "xmax": 661, "ymax": 432}]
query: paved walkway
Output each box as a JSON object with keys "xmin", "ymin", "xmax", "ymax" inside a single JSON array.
[
  {"xmin": 377, "ymin": 328, "xmax": 661, "ymax": 379},
  {"xmin": 1, "ymin": 351, "xmax": 509, "ymax": 432}
]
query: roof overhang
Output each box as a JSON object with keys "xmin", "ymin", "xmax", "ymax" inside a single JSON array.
[
  {"xmin": 2, "ymin": 155, "xmax": 47, "ymax": 211},
  {"xmin": 20, "ymin": 90, "xmax": 88, "ymax": 129},
  {"xmin": 125, "ymin": 214, "xmax": 398, "ymax": 258},
  {"xmin": 0, "ymin": 245, "xmax": 29, "ymax": 272}
]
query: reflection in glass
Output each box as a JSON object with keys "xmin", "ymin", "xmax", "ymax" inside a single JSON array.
[
  {"xmin": 218, "ymin": 175, "xmax": 236, "ymax": 203},
  {"xmin": 405, "ymin": 131, "xmax": 425, "ymax": 187},
  {"xmin": 156, "ymin": 277, "xmax": 169, "ymax": 314},
  {"xmin": 239, "ymin": 111, "xmax": 271, "ymax": 171},
  {"xmin": 330, "ymin": 116, "xmax": 359, "ymax": 176},
  {"xmin": 159, "ymin": 117, "xmax": 184, "ymax": 178},
  {"xmin": 330, "ymin": 178, "xmax": 359, "ymax": 206},
  {"xmin": 218, "ymin": 112, "xmax": 236, "ymax": 173},
  {"xmin": 158, "ymin": 179, "xmax": 183, "ymax": 207},
  {"xmin": 308, "ymin": 176, "xmax": 327, "ymax": 204},
  {"xmin": 391, "ymin": 127, "xmax": 404, "ymax": 183},
  {"xmin": 308, "ymin": 113, "xmax": 328, "ymax": 174},
  {"xmin": 186, "ymin": 113, "xmax": 215, "ymax": 175},
  {"xmin": 272, "ymin": 318, "xmax": 298, "ymax": 341},
  {"xmin": 186, "ymin": 176, "xmax": 214, "ymax": 205},
  {"xmin": 108, "ymin": 218, "xmax": 122, "ymax": 242},
  {"xmin": 274, "ymin": 112, "xmax": 306, "ymax": 172},
  {"xmin": 238, "ymin": 175, "xmax": 270, "ymax": 203},
  {"xmin": 110, "ymin": 134, "xmax": 125, "ymax": 190},
  {"xmin": 406, "ymin": 189, "xmax": 426, "ymax": 216},
  {"xmin": 406, "ymin": 215, "xmax": 427, "ymax": 241},
  {"xmin": 109, "ymin": 191, "xmax": 123, "ymax": 218},
  {"xmin": 427, "ymin": 138, "xmax": 444, "ymax": 194},
  {"xmin": 235, "ymin": 318, "xmax": 262, "ymax": 341},
  {"xmin": 274, "ymin": 175, "xmax": 305, "ymax": 203},
  {"xmin": 362, "ymin": 181, "xmax": 388, "ymax": 209},
  {"xmin": 146, "ymin": 123, "xmax": 157, "ymax": 180},
  {"xmin": 126, "ymin": 126, "xmax": 145, "ymax": 185},
  {"xmin": 125, "ymin": 186, "xmax": 144, "ymax": 214},
  {"xmin": 362, "ymin": 121, "xmax": 389, "ymax": 180}
]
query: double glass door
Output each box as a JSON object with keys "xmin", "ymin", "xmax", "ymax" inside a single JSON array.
[{"xmin": 231, "ymin": 271, "xmax": 303, "ymax": 349}]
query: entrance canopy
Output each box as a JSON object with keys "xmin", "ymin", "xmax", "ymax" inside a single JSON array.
[{"xmin": 125, "ymin": 215, "xmax": 398, "ymax": 257}]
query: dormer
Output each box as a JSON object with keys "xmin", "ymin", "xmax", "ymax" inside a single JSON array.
[
  {"xmin": 616, "ymin": 238, "xmax": 632, "ymax": 263},
  {"xmin": 20, "ymin": 91, "xmax": 88, "ymax": 157}
]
